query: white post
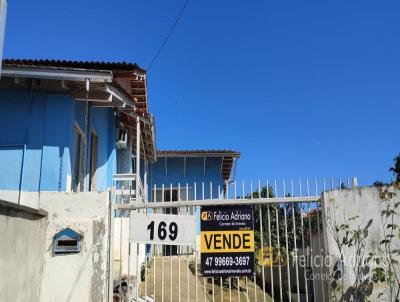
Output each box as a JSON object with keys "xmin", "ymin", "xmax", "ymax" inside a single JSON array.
[
  {"xmin": 0, "ymin": 0, "xmax": 7, "ymax": 76},
  {"xmin": 352, "ymin": 177, "xmax": 358, "ymax": 188},
  {"xmin": 136, "ymin": 116, "xmax": 141, "ymax": 203},
  {"xmin": 144, "ymin": 159, "xmax": 148, "ymax": 203},
  {"xmin": 135, "ymin": 116, "xmax": 141, "ymax": 301},
  {"xmin": 108, "ymin": 188, "xmax": 116, "ymax": 302}
]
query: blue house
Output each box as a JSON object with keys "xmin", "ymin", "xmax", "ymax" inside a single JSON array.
[
  {"xmin": 0, "ymin": 58, "xmax": 241, "ymax": 300},
  {"xmin": 149, "ymin": 149, "xmax": 240, "ymax": 255},
  {"xmin": 150, "ymin": 149, "xmax": 240, "ymax": 202},
  {"xmin": 0, "ymin": 59, "xmax": 156, "ymax": 208}
]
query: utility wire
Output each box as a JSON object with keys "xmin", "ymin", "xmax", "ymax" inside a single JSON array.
[{"xmin": 147, "ymin": 0, "xmax": 190, "ymax": 71}]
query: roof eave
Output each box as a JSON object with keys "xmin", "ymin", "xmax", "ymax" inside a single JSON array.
[
  {"xmin": 157, "ymin": 152, "xmax": 240, "ymax": 158},
  {"xmin": 106, "ymin": 83, "xmax": 135, "ymax": 109},
  {"xmin": 1, "ymin": 65, "xmax": 113, "ymax": 83}
]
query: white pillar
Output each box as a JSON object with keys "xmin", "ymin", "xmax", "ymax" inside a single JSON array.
[
  {"xmin": 0, "ymin": 0, "xmax": 7, "ymax": 76},
  {"xmin": 136, "ymin": 117, "xmax": 141, "ymax": 203},
  {"xmin": 352, "ymin": 177, "xmax": 358, "ymax": 188},
  {"xmin": 144, "ymin": 159, "xmax": 148, "ymax": 202}
]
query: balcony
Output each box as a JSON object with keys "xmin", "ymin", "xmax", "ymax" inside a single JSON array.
[{"xmin": 112, "ymin": 173, "xmax": 147, "ymax": 204}]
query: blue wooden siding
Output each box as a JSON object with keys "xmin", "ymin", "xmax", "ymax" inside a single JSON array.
[
  {"xmin": 149, "ymin": 156, "xmax": 225, "ymax": 201},
  {"xmin": 0, "ymin": 90, "xmax": 116, "ymax": 193},
  {"xmin": 90, "ymin": 106, "xmax": 116, "ymax": 190},
  {"xmin": 39, "ymin": 93, "xmax": 74, "ymax": 191}
]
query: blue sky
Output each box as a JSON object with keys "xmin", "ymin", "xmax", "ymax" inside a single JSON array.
[{"xmin": 3, "ymin": 0, "xmax": 400, "ymax": 186}]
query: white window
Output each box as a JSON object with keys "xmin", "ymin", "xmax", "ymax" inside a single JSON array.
[
  {"xmin": 89, "ymin": 130, "xmax": 98, "ymax": 191},
  {"xmin": 72, "ymin": 124, "xmax": 86, "ymax": 192}
]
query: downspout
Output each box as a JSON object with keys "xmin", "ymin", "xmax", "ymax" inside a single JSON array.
[
  {"xmin": 150, "ymin": 114, "xmax": 157, "ymax": 161},
  {"xmin": 202, "ymin": 157, "xmax": 206, "ymax": 182},
  {"xmin": 84, "ymin": 78, "xmax": 91, "ymax": 191},
  {"xmin": 37, "ymin": 93, "xmax": 48, "ymax": 205},
  {"xmin": 18, "ymin": 79, "xmax": 36, "ymax": 204},
  {"xmin": 232, "ymin": 158, "xmax": 238, "ymax": 182}
]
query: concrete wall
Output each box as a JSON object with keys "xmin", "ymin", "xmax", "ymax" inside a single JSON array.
[
  {"xmin": 309, "ymin": 231, "xmax": 328, "ymax": 301},
  {"xmin": 0, "ymin": 90, "xmax": 117, "ymax": 208},
  {"xmin": 0, "ymin": 199, "xmax": 46, "ymax": 302},
  {"xmin": 39, "ymin": 192, "xmax": 111, "ymax": 302},
  {"xmin": 321, "ymin": 185, "xmax": 400, "ymax": 301}
]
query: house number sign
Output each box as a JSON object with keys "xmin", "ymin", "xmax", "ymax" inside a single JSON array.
[{"xmin": 129, "ymin": 213, "xmax": 196, "ymax": 245}]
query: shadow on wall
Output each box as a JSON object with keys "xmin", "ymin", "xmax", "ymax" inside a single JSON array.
[
  {"xmin": 322, "ymin": 185, "xmax": 400, "ymax": 302},
  {"xmin": 0, "ymin": 91, "xmax": 74, "ymax": 196},
  {"xmin": 0, "ymin": 199, "xmax": 47, "ymax": 302},
  {"xmin": 0, "ymin": 91, "xmax": 116, "ymax": 198}
]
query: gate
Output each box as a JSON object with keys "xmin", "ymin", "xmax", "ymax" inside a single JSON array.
[{"xmin": 111, "ymin": 177, "xmax": 355, "ymax": 302}]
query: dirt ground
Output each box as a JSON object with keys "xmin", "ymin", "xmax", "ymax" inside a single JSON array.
[
  {"xmin": 139, "ymin": 256, "xmax": 272, "ymax": 302},
  {"xmin": 205, "ymin": 277, "xmax": 273, "ymax": 302}
]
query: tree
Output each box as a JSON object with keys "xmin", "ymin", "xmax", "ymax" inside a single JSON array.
[
  {"xmin": 249, "ymin": 185, "xmax": 322, "ymax": 298},
  {"xmin": 390, "ymin": 153, "xmax": 400, "ymax": 183},
  {"xmin": 373, "ymin": 181, "xmax": 388, "ymax": 187},
  {"xmin": 249, "ymin": 186, "xmax": 319, "ymax": 258}
]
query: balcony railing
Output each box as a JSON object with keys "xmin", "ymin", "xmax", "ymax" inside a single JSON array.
[{"xmin": 112, "ymin": 173, "xmax": 147, "ymax": 204}]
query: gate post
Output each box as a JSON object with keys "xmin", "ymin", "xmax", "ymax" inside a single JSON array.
[{"xmin": 108, "ymin": 188, "xmax": 116, "ymax": 302}]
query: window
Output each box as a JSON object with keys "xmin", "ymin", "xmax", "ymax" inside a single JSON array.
[
  {"xmin": 73, "ymin": 125, "xmax": 86, "ymax": 192},
  {"xmin": 153, "ymin": 187, "xmax": 193, "ymax": 204},
  {"xmin": 89, "ymin": 131, "xmax": 98, "ymax": 191}
]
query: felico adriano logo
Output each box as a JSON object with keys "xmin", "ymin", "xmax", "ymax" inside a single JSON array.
[{"xmin": 201, "ymin": 211, "xmax": 213, "ymax": 221}]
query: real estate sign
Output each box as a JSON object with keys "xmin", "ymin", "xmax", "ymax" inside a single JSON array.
[
  {"xmin": 200, "ymin": 205, "xmax": 255, "ymax": 276},
  {"xmin": 256, "ymin": 246, "xmax": 287, "ymax": 267}
]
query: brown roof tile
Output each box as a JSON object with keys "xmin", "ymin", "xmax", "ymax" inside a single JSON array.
[
  {"xmin": 157, "ymin": 150, "xmax": 240, "ymax": 157},
  {"xmin": 157, "ymin": 150, "xmax": 240, "ymax": 181},
  {"xmin": 3, "ymin": 58, "xmax": 146, "ymax": 73}
]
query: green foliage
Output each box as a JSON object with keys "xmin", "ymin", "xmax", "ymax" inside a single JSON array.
[
  {"xmin": 249, "ymin": 185, "xmax": 321, "ymax": 264},
  {"xmin": 375, "ymin": 186, "xmax": 400, "ymax": 301},
  {"xmin": 330, "ymin": 154, "xmax": 400, "ymax": 301},
  {"xmin": 373, "ymin": 153, "xmax": 400, "ymax": 186},
  {"xmin": 329, "ymin": 184, "xmax": 400, "ymax": 302},
  {"xmin": 329, "ymin": 214, "xmax": 375, "ymax": 302},
  {"xmin": 373, "ymin": 180, "xmax": 389, "ymax": 187},
  {"xmin": 254, "ymin": 204, "xmax": 304, "ymax": 251},
  {"xmin": 141, "ymin": 263, "xmax": 146, "ymax": 281},
  {"xmin": 390, "ymin": 154, "xmax": 400, "ymax": 182}
]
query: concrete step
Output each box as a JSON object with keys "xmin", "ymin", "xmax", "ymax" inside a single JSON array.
[{"xmin": 131, "ymin": 296, "xmax": 153, "ymax": 302}]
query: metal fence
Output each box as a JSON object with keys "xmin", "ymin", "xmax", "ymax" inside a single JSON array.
[{"xmin": 112, "ymin": 177, "xmax": 357, "ymax": 302}]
